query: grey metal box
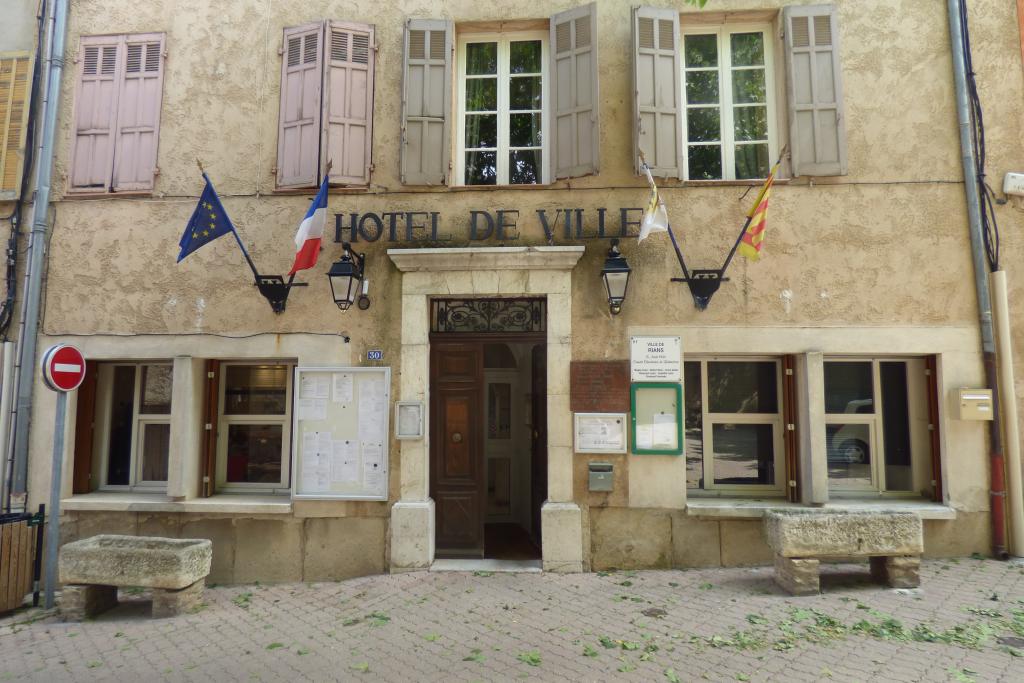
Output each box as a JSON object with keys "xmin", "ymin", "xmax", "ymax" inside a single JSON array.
[{"xmin": 588, "ymin": 462, "xmax": 614, "ymax": 492}]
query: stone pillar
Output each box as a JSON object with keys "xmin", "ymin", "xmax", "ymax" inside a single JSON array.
[
  {"xmin": 60, "ymin": 584, "xmax": 117, "ymax": 621},
  {"xmin": 167, "ymin": 356, "xmax": 204, "ymax": 499},
  {"xmin": 541, "ymin": 502, "xmax": 583, "ymax": 572},
  {"xmin": 773, "ymin": 555, "xmax": 820, "ymax": 595},
  {"xmin": 798, "ymin": 352, "xmax": 828, "ymax": 504},
  {"xmin": 152, "ymin": 579, "xmax": 204, "ymax": 618},
  {"xmin": 870, "ymin": 555, "xmax": 921, "ymax": 588}
]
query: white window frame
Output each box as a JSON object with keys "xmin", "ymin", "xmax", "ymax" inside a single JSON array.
[
  {"xmin": 455, "ymin": 30, "xmax": 550, "ymax": 186},
  {"xmin": 680, "ymin": 24, "xmax": 778, "ymax": 181},
  {"xmin": 216, "ymin": 361, "xmax": 294, "ymax": 495},
  {"xmin": 686, "ymin": 356, "xmax": 786, "ymax": 497},
  {"xmin": 95, "ymin": 362, "xmax": 172, "ymax": 492},
  {"xmin": 825, "ymin": 357, "xmax": 930, "ymax": 498}
]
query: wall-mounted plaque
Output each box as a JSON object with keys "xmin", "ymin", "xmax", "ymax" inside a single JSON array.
[
  {"xmin": 574, "ymin": 413, "xmax": 628, "ymax": 453},
  {"xmin": 395, "ymin": 401, "xmax": 424, "ymax": 440},
  {"xmin": 570, "ymin": 361, "xmax": 630, "ymax": 412},
  {"xmin": 630, "ymin": 336, "xmax": 681, "ymax": 382}
]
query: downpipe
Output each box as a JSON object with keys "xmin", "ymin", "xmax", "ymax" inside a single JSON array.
[{"xmin": 947, "ymin": 0, "xmax": 1009, "ymax": 558}]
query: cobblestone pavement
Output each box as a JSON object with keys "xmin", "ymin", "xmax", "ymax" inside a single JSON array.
[{"xmin": 2, "ymin": 559, "xmax": 1024, "ymax": 682}]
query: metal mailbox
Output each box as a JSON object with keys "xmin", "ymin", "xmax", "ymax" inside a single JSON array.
[
  {"xmin": 958, "ymin": 388, "xmax": 994, "ymax": 421},
  {"xmin": 588, "ymin": 462, "xmax": 614, "ymax": 492}
]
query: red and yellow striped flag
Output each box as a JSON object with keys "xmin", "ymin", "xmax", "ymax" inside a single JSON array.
[{"xmin": 737, "ymin": 162, "xmax": 780, "ymax": 261}]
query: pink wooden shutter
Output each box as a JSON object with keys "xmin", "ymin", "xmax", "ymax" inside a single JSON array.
[
  {"xmin": 277, "ymin": 23, "xmax": 323, "ymax": 188},
  {"xmin": 323, "ymin": 21, "xmax": 374, "ymax": 185},
  {"xmin": 69, "ymin": 36, "xmax": 121, "ymax": 191},
  {"xmin": 112, "ymin": 33, "xmax": 165, "ymax": 191}
]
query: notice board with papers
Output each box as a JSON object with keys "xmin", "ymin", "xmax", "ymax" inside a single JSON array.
[{"xmin": 291, "ymin": 366, "xmax": 390, "ymax": 500}]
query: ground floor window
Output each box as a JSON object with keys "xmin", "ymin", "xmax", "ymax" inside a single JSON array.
[
  {"xmin": 216, "ymin": 362, "xmax": 293, "ymax": 493},
  {"xmin": 825, "ymin": 358, "xmax": 931, "ymax": 496},
  {"xmin": 685, "ymin": 357, "xmax": 785, "ymax": 496},
  {"xmin": 95, "ymin": 363, "xmax": 172, "ymax": 490}
]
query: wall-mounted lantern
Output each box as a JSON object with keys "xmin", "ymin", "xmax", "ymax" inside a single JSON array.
[
  {"xmin": 601, "ymin": 238, "xmax": 631, "ymax": 315},
  {"xmin": 327, "ymin": 242, "xmax": 369, "ymax": 311}
]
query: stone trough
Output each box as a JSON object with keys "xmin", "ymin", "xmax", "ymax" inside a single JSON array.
[
  {"xmin": 763, "ymin": 510, "xmax": 924, "ymax": 595},
  {"xmin": 59, "ymin": 535, "xmax": 212, "ymax": 619}
]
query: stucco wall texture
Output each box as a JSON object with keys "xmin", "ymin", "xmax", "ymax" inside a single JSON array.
[{"xmin": 28, "ymin": 0, "xmax": 1024, "ymax": 572}]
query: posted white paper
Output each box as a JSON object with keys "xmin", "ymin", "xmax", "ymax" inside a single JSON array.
[
  {"xmin": 330, "ymin": 440, "xmax": 360, "ymax": 483},
  {"xmin": 652, "ymin": 412, "xmax": 677, "ymax": 448},
  {"xmin": 298, "ymin": 398, "xmax": 327, "ymax": 421},
  {"xmin": 301, "ymin": 375, "xmax": 330, "ymax": 400},
  {"xmin": 635, "ymin": 424, "xmax": 654, "ymax": 450},
  {"xmin": 357, "ymin": 378, "xmax": 387, "ymax": 441},
  {"xmin": 332, "ymin": 373, "xmax": 354, "ymax": 403}
]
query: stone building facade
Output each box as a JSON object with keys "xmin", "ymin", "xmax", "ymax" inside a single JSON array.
[{"xmin": 8, "ymin": 0, "xmax": 1024, "ymax": 582}]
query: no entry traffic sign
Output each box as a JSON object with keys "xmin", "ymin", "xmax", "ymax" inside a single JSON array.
[{"xmin": 41, "ymin": 344, "xmax": 86, "ymax": 392}]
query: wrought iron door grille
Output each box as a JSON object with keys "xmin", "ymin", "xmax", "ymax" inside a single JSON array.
[{"xmin": 431, "ymin": 298, "xmax": 546, "ymax": 334}]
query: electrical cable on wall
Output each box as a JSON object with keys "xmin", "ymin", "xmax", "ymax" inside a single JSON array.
[{"xmin": 958, "ymin": 0, "xmax": 1000, "ymax": 272}]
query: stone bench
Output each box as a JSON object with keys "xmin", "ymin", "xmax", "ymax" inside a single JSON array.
[
  {"xmin": 764, "ymin": 510, "xmax": 924, "ymax": 595},
  {"xmin": 59, "ymin": 535, "xmax": 212, "ymax": 619}
]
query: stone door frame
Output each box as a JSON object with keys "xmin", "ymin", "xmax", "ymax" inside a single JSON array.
[{"xmin": 387, "ymin": 247, "xmax": 585, "ymax": 573}]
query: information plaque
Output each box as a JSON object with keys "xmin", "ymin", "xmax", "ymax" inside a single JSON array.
[
  {"xmin": 574, "ymin": 413, "xmax": 628, "ymax": 453},
  {"xmin": 630, "ymin": 336, "xmax": 682, "ymax": 382}
]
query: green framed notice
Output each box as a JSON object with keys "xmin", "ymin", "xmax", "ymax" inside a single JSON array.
[{"xmin": 630, "ymin": 382, "xmax": 683, "ymax": 455}]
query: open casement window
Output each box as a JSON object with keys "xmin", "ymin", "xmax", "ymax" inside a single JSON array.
[
  {"xmin": 632, "ymin": 8, "xmax": 682, "ymax": 177},
  {"xmin": 92, "ymin": 363, "xmax": 173, "ymax": 491},
  {"xmin": 401, "ymin": 19, "xmax": 452, "ymax": 185},
  {"xmin": 550, "ymin": 3, "xmax": 600, "ymax": 179},
  {"xmin": 456, "ymin": 31, "xmax": 549, "ymax": 185},
  {"xmin": 277, "ymin": 21, "xmax": 374, "ymax": 189},
  {"xmin": 69, "ymin": 34, "xmax": 164, "ymax": 193},
  {"xmin": 824, "ymin": 358, "xmax": 935, "ymax": 498},
  {"xmin": 782, "ymin": 4, "xmax": 847, "ymax": 176},
  {"xmin": 685, "ymin": 358, "xmax": 786, "ymax": 496},
  {"xmin": 216, "ymin": 362, "xmax": 293, "ymax": 494},
  {"xmin": 0, "ymin": 52, "xmax": 34, "ymax": 200}
]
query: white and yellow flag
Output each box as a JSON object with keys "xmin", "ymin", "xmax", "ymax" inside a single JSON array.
[{"xmin": 638, "ymin": 157, "xmax": 669, "ymax": 243}]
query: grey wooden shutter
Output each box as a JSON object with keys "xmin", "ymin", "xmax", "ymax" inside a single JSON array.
[
  {"xmin": 323, "ymin": 21, "xmax": 375, "ymax": 185},
  {"xmin": 277, "ymin": 22, "xmax": 324, "ymax": 188},
  {"xmin": 632, "ymin": 7, "xmax": 682, "ymax": 178},
  {"xmin": 783, "ymin": 4, "xmax": 847, "ymax": 176},
  {"xmin": 401, "ymin": 19, "xmax": 452, "ymax": 185},
  {"xmin": 550, "ymin": 3, "xmax": 600, "ymax": 179}
]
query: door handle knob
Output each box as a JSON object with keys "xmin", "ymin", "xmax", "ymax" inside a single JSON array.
[{"xmin": 451, "ymin": 432, "xmax": 463, "ymax": 443}]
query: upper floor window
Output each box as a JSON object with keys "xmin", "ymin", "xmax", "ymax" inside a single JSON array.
[
  {"xmin": 456, "ymin": 33, "xmax": 548, "ymax": 186},
  {"xmin": 0, "ymin": 51, "xmax": 33, "ymax": 200},
  {"xmin": 276, "ymin": 21, "xmax": 375, "ymax": 189},
  {"xmin": 69, "ymin": 33, "xmax": 165, "ymax": 193}
]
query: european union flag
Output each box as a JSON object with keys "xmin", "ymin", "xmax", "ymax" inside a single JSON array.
[{"xmin": 177, "ymin": 175, "xmax": 237, "ymax": 262}]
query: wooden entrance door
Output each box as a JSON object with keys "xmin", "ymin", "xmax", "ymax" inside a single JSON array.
[
  {"xmin": 530, "ymin": 344, "xmax": 547, "ymax": 545},
  {"xmin": 430, "ymin": 342, "xmax": 485, "ymax": 557}
]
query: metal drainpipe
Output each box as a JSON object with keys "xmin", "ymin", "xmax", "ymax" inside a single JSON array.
[
  {"xmin": 9, "ymin": 0, "xmax": 69, "ymax": 502},
  {"xmin": 946, "ymin": 0, "xmax": 1008, "ymax": 558}
]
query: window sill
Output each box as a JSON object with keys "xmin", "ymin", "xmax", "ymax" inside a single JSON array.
[
  {"xmin": 272, "ymin": 185, "xmax": 370, "ymax": 195},
  {"xmin": 62, "ymin": 190, "xmax": 153, "ymax": 200},
  {"xmin": 62, "ymin": 492, "xmax": 293, "ymax": 515},
  {"xmin": 685, "ymin": 498, "xmax": 956, "ymax": 520}
]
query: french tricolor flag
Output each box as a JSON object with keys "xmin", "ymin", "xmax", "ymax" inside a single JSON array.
[{"xmin": 288, "ymin": 174, "xmax": 329, "ymax": 276}]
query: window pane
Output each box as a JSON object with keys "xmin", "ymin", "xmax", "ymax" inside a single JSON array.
[
  {"xmin": 684, "ymin": 34, "xmax": 718, "ymax": 67},
  {"xmin": 687, "ymin": 107, "xmax": 720, "ymax": 142},
  {"xmin": 465, "ymin": 114, "xmax": 497, "ymax": 148},
  {"xmin": 465, "ymin": 78, "xmax": 496, "ymax": 111},
  {"xmin": 105, "ymin": 366, "xmax": 136, "ymax": 486},
  {"xmin": 139, "ymin": 365, "xmax": 172, "ymax": 414},
  {"xmin": 510, "ymin": 40, "xmax": 541, "ymax": 74},
  {"xmin": 488, "ymin": 383, "xmax": 511, "ymax": 439},
  {"xmin": 509, "ymin": 76, "xmax": 542, "ymax": 110},
  {"xmin": 708, "ymin": 361, "xmax": 778, "ymax": 413},
  {"xmin": 685, "ymin": 70, "xmax": 719, "ymax": 105},
  {"xmin": 824, "ymin": 362, "xmax": 874, "ymax": 414},
  {"xmin": 684, "ymin": 361, "xmax": 703, "ymax": 488},
  {"xmin": 827, "ymin": 423, "xmax": 872, "ymax": 487},
  {"xmin": 465, "ymin": 151, "xmax": 497, "ymax": 185},
  {"xmin": 687, "ymin": 145, "xmax": 722, "ymax": 179},
  {"xmin": 881, "ymin": 362, "xmax": 913, "ymax": 491},
  {"xmin": 226, "ymin": 424, "xmax": 283, "ymax": 484},
  {"xmin": 730, "ymin": 32, "xmax": 765, "ymax": 66},
  {"xmin": 732, "ymin": 69, "xmax": 766, "ymax": 104},
  {"xmin": 712, "ymin": 423, "xmax": 775, "ymax": 485},
  {"xmin": 734, "ymin": 106, "xmax": 767, "ymax": 141},
  {"xmin": 466, "ymin": 42, "xmax": 497, "ymax": 75},
  {"xmin": 510, "ymin": 113, "xmax": 542, "ymax": 147},
  {"xmin": 224, "ymin": 365, "xmax": 288, "ymax": 415},
  {"xmin": 141, "ymin": 423, "xmax": 170, "ymax": 482},
  {"xmin": 509, "ymin": 150, "xmax": 542, "ymax": 184},
  {"xmin": 735, "ymin": 143, "xmax": 769, "ymax": 179}
]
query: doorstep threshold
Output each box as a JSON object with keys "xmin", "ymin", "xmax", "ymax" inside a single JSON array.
[{"xmin": 430, "ymin": 558, "xmax": 542, "ymax": 573}]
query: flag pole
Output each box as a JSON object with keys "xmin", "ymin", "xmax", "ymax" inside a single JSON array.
[
  {"xmin": 638, "ymin": 151, "xmax": 691, "ymax": 280},
  {"xmin": 718, "ymin": 146, "xmax": 787, "ymax": 275},
  {"xmin": 197, "ymin": 159, "xmax": 262, "ymax": 282}
]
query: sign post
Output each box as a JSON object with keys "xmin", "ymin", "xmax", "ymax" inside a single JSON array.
[{"xmin": 40, "ymin": 344, "xmax": 86, "ymax": 609}]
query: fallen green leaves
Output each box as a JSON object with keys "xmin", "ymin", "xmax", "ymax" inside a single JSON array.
[{"xmin": 517, "ymin": 651, "xmax": 542, "ymax": 667}]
